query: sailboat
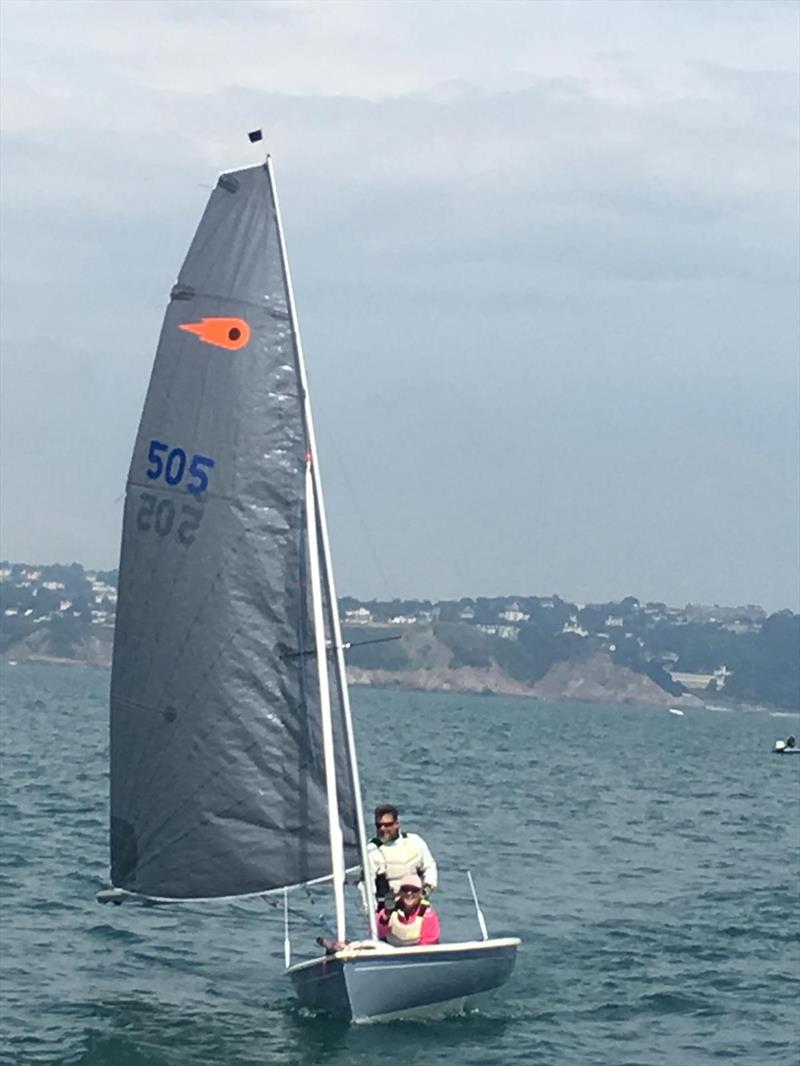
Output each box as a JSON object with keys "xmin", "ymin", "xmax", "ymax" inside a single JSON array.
[{"xmin": 98, "ymin": 142, "xmax": 519, "ymax": 1022}]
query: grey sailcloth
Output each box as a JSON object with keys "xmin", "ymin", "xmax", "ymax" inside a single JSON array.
[{"xmin": 110, "ymin": 163, "xmax": 360, "ymax": 900}]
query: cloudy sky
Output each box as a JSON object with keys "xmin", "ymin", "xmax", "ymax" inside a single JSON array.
[{"xmin": 1, "ymin": 0, "xmax": 798, "ymax": 610}]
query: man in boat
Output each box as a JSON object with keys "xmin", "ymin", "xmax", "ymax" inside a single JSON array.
[
  {"xmin": 376, "ymin": 873, "xmax": 440, "ymax": 947},
  {"xmin": 366, "ymin": 804, "xmax": 438, "ymax": 908}
]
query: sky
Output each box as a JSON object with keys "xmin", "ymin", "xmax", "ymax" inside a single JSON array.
[{"xmin": 1, "ymin": 0, "xmax": 798, "ymax": 611}]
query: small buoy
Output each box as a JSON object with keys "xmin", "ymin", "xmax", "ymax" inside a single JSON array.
[{"xmin": 668, "ymin": 707, "xmax": 684, "ymax": 716}]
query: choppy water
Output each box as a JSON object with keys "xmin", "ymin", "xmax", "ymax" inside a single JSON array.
[{"xmin": 1, "ymin": 665, "xmax": 799, "ymax": 1065}]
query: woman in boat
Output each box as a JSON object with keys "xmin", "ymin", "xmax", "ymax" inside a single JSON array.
[{"xmin": 376, "ymin": 873, "xmax": 440, "ymax": 947}]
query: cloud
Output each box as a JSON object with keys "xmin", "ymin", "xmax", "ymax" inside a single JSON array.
[{"xmin": 1, "ymin": 1, "xmax": 797, "ymax": 609}]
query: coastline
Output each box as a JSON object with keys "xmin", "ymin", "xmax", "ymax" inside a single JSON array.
[{"xmin": 4, "ymin": 653, "xmax": 795, "ymax": 714}]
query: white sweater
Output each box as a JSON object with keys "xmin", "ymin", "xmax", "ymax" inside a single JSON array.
[{"xmin": 366, "ymin": 831, "xmax": 438, "ymax": 892}]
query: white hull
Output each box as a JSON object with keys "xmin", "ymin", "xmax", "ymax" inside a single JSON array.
[{"xmin": 287, "ymin": 937, "xmax": 520, "ymax": 1023}]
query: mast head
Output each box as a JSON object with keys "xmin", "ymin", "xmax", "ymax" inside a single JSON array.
[{"xmin": 248, "ymin": 129, "xmax": 263, "ymax": 144}]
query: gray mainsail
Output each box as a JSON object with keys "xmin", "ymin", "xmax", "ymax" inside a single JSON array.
[{"xmin": 109, "ymin": 163, "xmax": 360, "ymax": 900}]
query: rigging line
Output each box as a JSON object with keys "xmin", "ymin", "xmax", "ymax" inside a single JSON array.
[
  {"xmin": 279, "ymin": 634, "xmax": 402, "ymax": 660},
  {"xmin": 316, "ymin": 423, "xmax": 395, "ymax": 603},
  {"xmin": 259, "ymin": 892, "xmax": 336, "ymax": 932}
]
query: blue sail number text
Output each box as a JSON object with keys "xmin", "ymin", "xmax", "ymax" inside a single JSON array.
[{"xmin": 146, "ymin": 440, "xmax": 215, "ymax": 494}]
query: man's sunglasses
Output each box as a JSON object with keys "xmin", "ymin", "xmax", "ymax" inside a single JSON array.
[{"xmin": 376, "ymin": 821, "xmax": 396, "ymax": 829}]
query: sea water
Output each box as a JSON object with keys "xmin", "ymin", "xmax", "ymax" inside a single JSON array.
[{"xmin": 1, "ymin": 665, "xmax": 798, "ymax": 1065}]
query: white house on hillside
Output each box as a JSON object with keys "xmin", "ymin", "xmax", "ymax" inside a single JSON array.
[
  {"xmin": 501, "ymin": 602, "xmax": 529, "ymax": 623},
  {"xmin": 562, "ymin": 617, "xmax": 589, "ymax": 637}
]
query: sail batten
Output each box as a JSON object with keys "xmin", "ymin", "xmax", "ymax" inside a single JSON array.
[{"xmin": 109, "ymin": 163, "xmax": 361, "ymax": 901}]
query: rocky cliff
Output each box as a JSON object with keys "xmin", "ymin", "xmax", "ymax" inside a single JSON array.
[
  {"xmin": 3, "ymin": 629, "xmax": 113, "ymax": 669},
  {"xmin": 347, "ymin": 652, "xmax": 702, "ymax": 708},
  {"xmin": 4, "ymin": 630, "xmax": 701, "ymax": 708}
]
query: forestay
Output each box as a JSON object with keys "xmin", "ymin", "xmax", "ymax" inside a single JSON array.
[{"xmin": 109, "ymin": 164, "xmax": 360, "ymax": 900}]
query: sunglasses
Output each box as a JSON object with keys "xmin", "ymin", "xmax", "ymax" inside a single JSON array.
[
  {"xmin": 376, "ymin": 821, "xmax": 396, "ymax": 829},
  {"xmin": 399, "ymin": 887, "xmax": 421, "ymax": 895}
]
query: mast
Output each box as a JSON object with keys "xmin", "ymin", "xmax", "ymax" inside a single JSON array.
[
  {"xmin": 308, "ymin": 470, "xmax": 378, "ymax": 938},
  {"xmin": 267, "ymin": 155, "xmax": 376, "ymax": 940},
  {"xmin": 304, "ymin": 462, "xmax": 346, "ymax": 941}
]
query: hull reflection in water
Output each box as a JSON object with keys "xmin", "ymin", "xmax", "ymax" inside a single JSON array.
[{"xmin": 287, "ymin": 937, "xmax": 520, "ymax": 1023}]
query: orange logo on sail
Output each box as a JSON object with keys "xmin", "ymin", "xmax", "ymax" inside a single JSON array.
[{"xmin": 179, "ymin": 317, "xmax": 250, "ymax": 351}]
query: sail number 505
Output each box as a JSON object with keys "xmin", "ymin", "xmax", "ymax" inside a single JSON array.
[{"xmin": 146, "ymin": 439, "xmax": 215, "ymax": 494}]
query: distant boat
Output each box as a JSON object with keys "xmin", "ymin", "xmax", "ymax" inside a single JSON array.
[
  {"xmin": 773, "ymin": 738, "xmax": 800, "ymax": 755},
  {"xmin": 97, "ymin": 144, "xmax": 519, "ymax": 1022},
  {"xmin": 668, "ymin": 707, "xmax": 685, "ymax": 716}
]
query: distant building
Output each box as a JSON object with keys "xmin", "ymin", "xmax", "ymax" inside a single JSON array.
[
  {"xmin": 722, "ymin": 621, "xmax": 761, "ymax": 635},
  {"xmin": 671, "ymin": 665, "xmax": 731, "ymax": 690},
  {"xmin": 501, "ymin": 602, "xmax": 529, "ymax": 623},
  {"xmin": 388, "ymin": 615, "xmax": 417, "ymax": 625},
  {"xmin": 562, "ymin": 617, "xmax": 589, "ymax": 637},
  {"xmin": 344, "ymin": 607, "xmax": 372, "ymax": 625},
  {"xmin": 714, "ymin": 665, "xmax": 731, "ymax": 687},
  {"xmin": 605, "ymin": 616, "xmax": 624, "ymax": 628},
  {"xmin": 42, "ymin": 581, "xmax": 65, "ymax": 591},
  {"xmin": 671, "ymin": 671, "xmax": 715, "ymax": 690},
  {"xmin": 477, "ymin": 623, "xmax": 518, "ymax": 641},
  {"xmin": 459, "ymin": 606, "xmax": 475, "ymax": 621}
]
